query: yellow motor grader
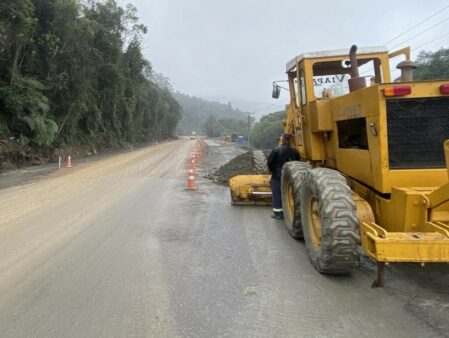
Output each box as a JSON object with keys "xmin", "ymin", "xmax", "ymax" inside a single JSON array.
[{"xmin": 230, "ymin": 45, "xmax": 449, "ymax": 286}]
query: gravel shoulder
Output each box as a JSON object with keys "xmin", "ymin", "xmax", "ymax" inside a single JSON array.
[{"xmin": 0, "ymin": 141, "xmax": 171, "ymax": 191}]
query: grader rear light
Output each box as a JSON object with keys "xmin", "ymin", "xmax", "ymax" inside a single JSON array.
[
  {"xmin": 440, "ymin": 83, "xmax": 449, "ymax": 94},
  {"xmin": 383, "ymin": 85, "xmax": 412, "ymax": 97}
]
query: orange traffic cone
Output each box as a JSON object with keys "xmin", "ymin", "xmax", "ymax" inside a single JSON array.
[
  {"xmin": 189, "ymin": 161, "xmax": 196, "ymax": 174},
  {"xmin": 186, "ymin": 168, "xmax": 197, "ymax": 190},
  {"xmin": 67, "ymin": 155, "xmax": 72, "ymax": 168}
]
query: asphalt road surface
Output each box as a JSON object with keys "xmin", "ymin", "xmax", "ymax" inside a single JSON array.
[{"xmin": 0, "ymin": 139, "xmax": 448, "ymax": 337}]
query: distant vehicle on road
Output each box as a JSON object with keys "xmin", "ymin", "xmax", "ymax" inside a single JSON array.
[{"xmin": 190, "ymin": 132, "xmax": 197, "ymax": 140}]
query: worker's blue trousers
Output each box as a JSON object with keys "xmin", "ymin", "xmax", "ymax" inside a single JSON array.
[{"xmin": 270, "ymin": 177, "xmax": 282, "ymax": 212}]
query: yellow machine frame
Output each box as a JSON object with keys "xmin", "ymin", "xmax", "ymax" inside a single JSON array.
[
  {"xmin": 282, "ymin": 46, "xmax": 449, "ymax": 270},
  {"xmin": 230, "ymin": 45, "xmax": 449, "ymax": 285}
]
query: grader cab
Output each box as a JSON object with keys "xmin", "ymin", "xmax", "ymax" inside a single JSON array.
[{"xmin": 231, "ymin": 45, "xmax": 449, "ymax": 286}]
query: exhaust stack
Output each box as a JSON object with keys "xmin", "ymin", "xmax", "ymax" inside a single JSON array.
[
  {"xmin": 396, "ymin": 60, "xmax": 417, "ymax": 82},
  {"xmin": 348, "ymin": 45, "xmax": 367, "ymax": 92}
]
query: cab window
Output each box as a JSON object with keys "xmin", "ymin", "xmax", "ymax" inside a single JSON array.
[{"xmin": 312, "ymin": 58, "xmax": 383, "ymax": 99}]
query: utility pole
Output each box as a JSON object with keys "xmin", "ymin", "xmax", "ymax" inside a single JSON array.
[{"xmin": 247, "ymin": 112, "xmax": 255, "ymax": 148}]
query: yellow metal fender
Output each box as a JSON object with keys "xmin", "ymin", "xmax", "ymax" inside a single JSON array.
[{"xmin": 229, "ymin": 175, "xmax": 272, "ymax": 205}]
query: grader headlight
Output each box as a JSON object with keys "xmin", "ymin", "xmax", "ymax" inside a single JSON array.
[{"xmin": 383, "ymin": 85, "xmax": 412, "ymax": 97}]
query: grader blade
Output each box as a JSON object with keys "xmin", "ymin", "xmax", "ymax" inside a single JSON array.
[{"xmin": 229, "ymin": 175, "xmax": 272, "ymax": 205}]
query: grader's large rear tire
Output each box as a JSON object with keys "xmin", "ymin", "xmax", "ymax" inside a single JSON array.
[
  {"xmin": 281, "ymin": 161, "xmax": 311, "ymax": 239},
  {"xmin": 300, "ymin": 168, "xmax": 359, "ymax": 275}
]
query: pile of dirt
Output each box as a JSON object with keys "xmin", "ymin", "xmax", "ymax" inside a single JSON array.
[{"xmin": 210, "ymin": 151, "xmax": 268, "ymax": 186}]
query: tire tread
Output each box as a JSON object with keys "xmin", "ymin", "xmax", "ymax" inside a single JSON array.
[
  {"xmin": 300, "ymin": 168, "xmax": 360, "ymax": 275},
  {"xmin": 281, "ymin": 161, "xmax": 311, "ymax": 239}
]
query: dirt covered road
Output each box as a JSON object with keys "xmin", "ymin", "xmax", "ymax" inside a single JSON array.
[{"xmin": 0, "ymin": 139, "xmax": 448, "ymax": 337}]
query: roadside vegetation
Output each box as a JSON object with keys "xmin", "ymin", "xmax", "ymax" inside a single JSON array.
[
  {"xmin": 201, "ymin": 115, "xmax": 251, "ymax": 138},
  {"xmin": 0, "ymin": 0, "xmax": 181, "ymax": 169},
  {"xmin": 414, "ymin": 48, "xmax": 449, "ymax": 80},
  {"xmin": 250, "ymin": 110, "xmax": 285, "ymax": 149},
  {"xmin": 1, "ymin": 0, "xmax": 447, "ymax": 172},
  {"xmin": 174, "ymin": 92, "xmax": 251, "ymax": 138}
]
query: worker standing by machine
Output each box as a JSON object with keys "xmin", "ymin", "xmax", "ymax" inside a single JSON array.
[{"xmin": 267, "ymin": 134, "xmax": 300, "ymax": 220}]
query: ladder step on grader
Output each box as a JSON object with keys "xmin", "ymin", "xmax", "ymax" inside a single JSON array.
[{"xmin": 230, "ymin": 44, "xmax": 449, "ymax": 287}]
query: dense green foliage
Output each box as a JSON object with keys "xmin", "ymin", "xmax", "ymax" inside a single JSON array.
[
  {"xmin": 174, "ymin": 92, "xmax": 249, "ymax": 136},
  {"xmin": 201, "ymin": 115, "xmax": 250, "ymax": 138},
  {"xmin": 415, "ymin": 48, "xmax": 449, "ymax": 80},
  {"xmin": 250, "ymin": 110, "xmax": 285, "ymax": 149},
  {"xmin": 0, "ymin": 0, "xmax": 181, "ymax": 150}
]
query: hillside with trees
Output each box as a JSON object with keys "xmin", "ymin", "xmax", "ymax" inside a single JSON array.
[
  {"xmin": 174, "ymin": 92, "xmax": 250, "ymax": 137},
  {"xmin": 250, "ymin": 110, "xmax": 285, "ymax": 149},
  {"xmin": 414, "ymin": 48, "xmax": 449, "ymax": 80},
  {"xmin": 0, "ymin": 0, "xmax": 181, "ymax": 169}
]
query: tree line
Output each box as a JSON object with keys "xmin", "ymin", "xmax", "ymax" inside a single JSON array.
[
  {"xmin": 173, "ymin": 92, "xmax": 251, "ymax": 137},
  {"xmin": 201, "ymin": 115, "xmax": 253, "ymax": 138},
  {"xmin": 0, "ymin": 0, "xmax": 181, "ymax": 155},
  {"xmin": 250, "ymin": 110, "xmax": 285, "ymax": 149},
  {"xmin": 414, "ymin": 48, "xmax": 449, "ymax": 80}
]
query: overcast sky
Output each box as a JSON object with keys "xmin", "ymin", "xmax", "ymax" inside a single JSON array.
[{"xmin": 127, "ymin": 0, "xmax": 449, "ymax": 113}]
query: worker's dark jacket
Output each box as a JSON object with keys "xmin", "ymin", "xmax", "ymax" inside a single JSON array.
[{"xmin": 267, "ymin": 144, "xmax": 300, "ymax": 180}]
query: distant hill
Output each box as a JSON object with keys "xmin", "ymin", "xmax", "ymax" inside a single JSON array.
[
  {"xmin": 206, "ymin": 96, "xmax": 290, "ymax": 121},
  {"xmin": 174, "ymin": 92, "xmax": 248, "ymax": 135}
]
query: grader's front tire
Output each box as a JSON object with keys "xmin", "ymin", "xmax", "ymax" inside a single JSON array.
[
  {"xmin": 281, "ymin": 161, "xmax": 311, "ymax": 239},
  {"xmin": 300, "ymin": 168, "xmax": 360, "ymax": 275}
]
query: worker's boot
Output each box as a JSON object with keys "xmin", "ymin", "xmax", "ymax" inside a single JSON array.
[{"xmin": 270, "ymin": 211, "xmax": 284, "ymax": 220}]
